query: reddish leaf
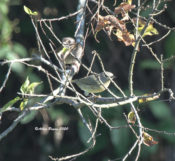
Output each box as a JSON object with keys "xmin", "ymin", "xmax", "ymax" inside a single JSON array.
[
  {"xmin": 114, "ymin": 2, "xmax": 135, "ymax": 20},
  {"xmin": 95, "ymin": 15, "xmax": 111, "ymax": 32},
  {"xmin": 114, "ymin": 3, "xmax": 135, "ymax": 14},
  {"xmin": 95, "ymin": 13, "xmax": 136, "ymax": 46},
  {"xmin": 114, "ymin": 29, "xmax": 135, "ymax": 46},
  {"xmin": 143, "ymin": 132, "xmax": 158, "ymax": 147},
  {"xmin": 105, "ymin": 15, "xmax": 126, "ymax": 31},
  {"xmin": 95, "ymin": 15, "xmax": 126, "ymax": 33}
]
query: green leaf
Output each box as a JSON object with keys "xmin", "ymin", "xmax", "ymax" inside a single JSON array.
[
  {"xmin": 23, "ymin": 5, "xmax": 38, "ymax": 16},
  {"xmin": 0, "ymin": 43, "xmax": 27, "ymax": 74},
  {"xmin": 93, "ymin": 127, "xmax": 109, "ymax": 153},
  {"xmin": 149, "ymin": 102, "xmax": 172, "ymax": 120},
  {"xmin": 110, "ymin": 120, "xmax": 130, "ymax": 154},
  {"xmin": 0, "ymin": 2, "xmax": 8, "ymax": 15},
  {"xmin": 11, "ymin": 62, "xmax": 25, "ymax": 75},
  {"xmin": 128, "ymin": 0, "xmax": 132, "ymax": 5},
  {"xmin": 78, "ymin": 121, "xmax": 91, "ymax": 147},
  {"xmin": 164, "ymin": 32, "xmax": 175, "ymax": 58},
  {"xmin": 20, "ymin": 98, "xmax": 28, "ymax": 110},
  {"xmin": 0, "ymin": 47, "xmax": 26, "ymax": 74},
  {"xmin": 20, "ymin": 77, "xmax": 41, "ymax": 95},
  {"xmin": 20, "ymin": 77, "xmax": 30, "ymax": 94},
  {"xmin": 13, "ymin": 42, "xmax": 28, "ymax": 57},
  {"xmin": 140, "ymin": 60, "xmax": 160, "ymax": 69},
  {"xmin": 27, "ymin": 81, "xmax": 42, "ymax": 94},
  {"xmin": 1, "ymin": 18, "xmax": 12, "ymax": 42},
  {"xmin": 0, "ymin": 97, "xmax": 21, "ymax": 113},
  {"xmin": 140, "ymin": 1, "xmax": 153, "ymax": 18},
  {"xmin": 141, "ymin": 144, "xmax": 158, "ymax": 159},
  {"xmin": 47, "ymin": 108, "xmax": 69, "ymax": 124},
  {"xmin": 21, "ymin": 111, "xmax": 37, "ymax": 124},
  {"xmin": 0, "ymin": 44, "xmax": 12, "ymax": 58},
  {"xmin": 9, "ymin": 0, "xmax": 21, "ymax": 6},
  {"xmin": 140, "ymin": 59, "xmax": 170, "ymax": 70}
]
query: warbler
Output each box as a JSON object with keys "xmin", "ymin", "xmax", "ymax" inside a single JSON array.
[
  {"xmin": 72, "ymin": 72, "xmax": 114, "ymax": 95},
  {"xmin": 57, "ymin": 37, "xmax": 79, "ymax": 65}
]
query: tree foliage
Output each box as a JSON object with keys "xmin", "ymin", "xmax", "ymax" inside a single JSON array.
[{"xmin": 0, "ymin": 0, "xmax": 175, "ymax": 161}]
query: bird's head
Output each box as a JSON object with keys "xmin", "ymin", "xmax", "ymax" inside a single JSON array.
[{"xmin": 62, "ymin": 37, "xmax": 76, "ymax": 49}]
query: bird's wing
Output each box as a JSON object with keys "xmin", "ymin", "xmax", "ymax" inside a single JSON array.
[{"xmin": 73, "ymin": 75, "xmax": 100, "ymax": 85}]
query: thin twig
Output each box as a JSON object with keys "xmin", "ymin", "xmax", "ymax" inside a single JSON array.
[
  {"xmin": 39, "ymin": 8, "xmax": 83, "ymax": 22},
  {"xmin": 160, "ymin": 55, "xmax": 164, "ymax": 91},
  {"xmin": 31, "ymin": 18, "xmax": 50, "ymax": 59},
  {"xmin": 0, "ymin": 63, "xmax": 12, "ymax": 93},
  {"xmin": 142, "ymin": 30, "xmax": 171, "ymax": 46}
]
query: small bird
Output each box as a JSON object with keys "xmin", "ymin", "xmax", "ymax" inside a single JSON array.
[
  {"xmin": 57, "ymin": 37, "xmax": 78, "ymax": 65},
  {"xmin": 72, "ymin": 72, "xmax": 114, "ymax": 95}
]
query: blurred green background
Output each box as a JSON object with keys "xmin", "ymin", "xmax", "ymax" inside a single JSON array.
[{"xmin": 0, "ymin": 0, "xmax": 175, "ymax": 161}]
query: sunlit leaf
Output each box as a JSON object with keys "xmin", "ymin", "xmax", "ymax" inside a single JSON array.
[
  {"xmin": 143, "ymin": 132, "xmax": 158, "ymax": 146},
  {"xmin": 20, "ymin": 77, "xmax": 30, "ymax": 94},
  {"xmin": 128, "ymin": 111, "xmax": 136, "ymax": 124},
  {"xmin": 128, "ymin": 0, "xmax": 132, "ymax": 5},
  {"xmin": 0, "ymin": 2, "xmax": 8, "ymax": 14},
  {"xmin": 142, "ymin": 24, "xmax": 159, "ymax": 36},
  {"xmin": 20, "ymin": 98, "xmax": 28, "ymax": 110},
  {"xmin": 27, "ymin": 81, "xmax": 42, "ymax": 94},
  {"xmin": 135, "ymin": 19, "xmax": 159, "ymax": 37},
  {"xmin": 113, "ymin": 29, "xmax": 135, "ymax": 46},
  {"xmin": 23, "ymin": 5, "xmax": 38, "ymax": 16},
  {"xmin": 138, "ymin": 94, "xmax": 160, "ymax": 103}
]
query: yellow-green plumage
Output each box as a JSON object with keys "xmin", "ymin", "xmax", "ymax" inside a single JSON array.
[{"xmin": 72, "ymin": 72, "xmax": 114, "ymax": 94}]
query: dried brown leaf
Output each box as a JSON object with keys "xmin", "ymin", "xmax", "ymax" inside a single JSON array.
[
  {"xmin": 143, "ymin": 132, "xmax": 158, "ymax": 147},
  {"xmin": 114, "ymin": 2, "xmax": 135, "ymax": 21},
  {"xmin": 114, "ymin": 29, "xmax": 135, "ymax": 46}
]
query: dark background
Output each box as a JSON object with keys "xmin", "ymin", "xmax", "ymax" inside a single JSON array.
[{"xmin": 0, "ymin": 0, "xmax": 175, "ymax": 161}]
